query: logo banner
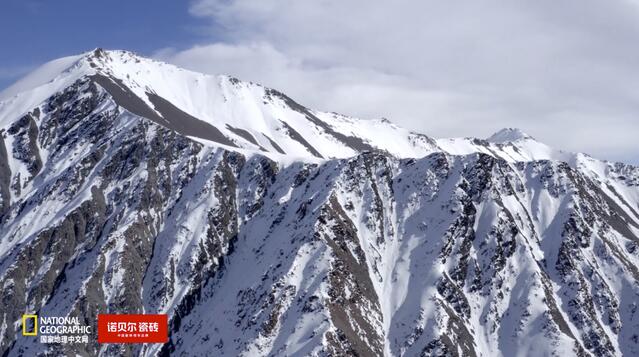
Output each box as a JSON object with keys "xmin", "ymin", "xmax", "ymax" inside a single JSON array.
[{"xmin": 97, "ymin": 314, "xmax": 168, "ymax": 344}]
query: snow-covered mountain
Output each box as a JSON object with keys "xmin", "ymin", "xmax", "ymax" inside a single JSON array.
[{"xmin": 1, "ymin": 49, "xmax": 638, "ymax": 357}]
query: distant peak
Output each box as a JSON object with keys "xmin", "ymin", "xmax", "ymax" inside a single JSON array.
[{"xmin": 486, "ymin": 128, "xmax": 533, "ymax": 143}]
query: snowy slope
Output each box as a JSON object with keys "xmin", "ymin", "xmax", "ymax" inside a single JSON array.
[
  {"xmin": 0, "ymin": 50, "xmax": 638, "ymax": 357},
  {"xmin": 1, "ymin": 49, "xmax": 439, "ymax": 162}
]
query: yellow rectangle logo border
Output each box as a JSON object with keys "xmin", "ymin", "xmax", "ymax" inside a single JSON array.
[{"xmin": 22, "ymin": 315, "xmax": 37, "ymax": 336}]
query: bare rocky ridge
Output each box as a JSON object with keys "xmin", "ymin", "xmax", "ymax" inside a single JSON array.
[{"xmin": 0, "ymin": 51, "xmax": 638, "ymax": 356}]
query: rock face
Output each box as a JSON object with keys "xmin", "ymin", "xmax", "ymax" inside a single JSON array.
[{"xmin": 0, "ymin": 50, "xmax": 638, "ymax": 356}]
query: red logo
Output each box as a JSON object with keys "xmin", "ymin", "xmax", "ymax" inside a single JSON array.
[{"xmin": 97, "ymin": 314, "xmax": 168, "ymax": 344}]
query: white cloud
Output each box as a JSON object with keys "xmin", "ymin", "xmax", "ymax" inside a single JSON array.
[
  {"xmin": 156, "ymin": 0, "xmax": 639, "ymax": 163},
  {"xmin": 0, "ymin": 65, "xmax": 33, "ymax": 80},
  {"xmin": 0, "ymin": 65, "xmax": 35, "ymax": 92}
]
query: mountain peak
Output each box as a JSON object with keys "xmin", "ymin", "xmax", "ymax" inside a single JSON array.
[
  {"xmin": 0, "ymin": 49, "xmax": 143, "ymax": 102},
  {"xmin": 84, "ymin": 47, "xmax": 114, "ymax": 63},
  {"xmin": 486, "ymin": 127, "xmax": 533, "ymax": 143},
  {"xmin": 90, "ymin": 47, "xmax": 106, "ymax": 58},
  {"xmin": 85, "ymin": 48, "xmax": 136, "ymax": 59},
  {"xmin": 82, "ymin": 48, "xmax": 150, "ymax": 69}
]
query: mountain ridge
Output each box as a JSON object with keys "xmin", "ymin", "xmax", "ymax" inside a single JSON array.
[
  {"xmin": 0, "ymin": 49, "xmax": 619, "ymax": 166},
  {"xmin": 2, "ymin": 49, "xmax": 440, "ymax": 162}
]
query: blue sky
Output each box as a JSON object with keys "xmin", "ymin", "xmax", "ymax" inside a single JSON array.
[
  {"xmin": 1, "ymin": 0, "xmax": 637, "ymax": 163},
  {"xmin": 0, "ymin": 0, "xmax": 205, "ymax": 89}
]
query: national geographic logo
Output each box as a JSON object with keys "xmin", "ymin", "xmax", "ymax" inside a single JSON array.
[
  {"xmin": 22, "ymin": 314, "xmax": 38, "ymax": 336},
  {"xmin": 21, "ymin": 314, "xmax": 92, "ymax": 344}
]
